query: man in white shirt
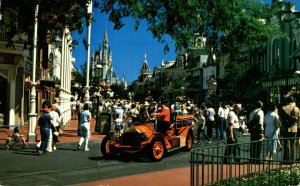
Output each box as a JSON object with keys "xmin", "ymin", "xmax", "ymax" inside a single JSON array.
[
  {"xmin": 248, "ymin": 101, "xmax": 264, "ymax": 163},
  {"xmin": 206, "ymin": 103, "xmax": 215, "ymax": 143},
  {"xmin": 217, "ymin": 103, "xmax": 227, "ymax": 141},
  {"xmin": 227, "ymin": 103, "xmax": 242, "ymax": 162}
]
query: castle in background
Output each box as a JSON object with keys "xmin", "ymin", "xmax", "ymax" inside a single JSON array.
[{"xmin": 91, "ymin": 30, "xmax": 123, "ymax": 86}]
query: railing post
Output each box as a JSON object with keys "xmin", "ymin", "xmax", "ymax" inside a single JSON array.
[{"xmin": 190, "ymin": 150, "xmax": 194, "ymax": 186}]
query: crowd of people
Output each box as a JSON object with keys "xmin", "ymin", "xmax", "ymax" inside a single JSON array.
[
  {"xmin": 17, "ymin": 92, "xmax": 299, "ymax": 162},
  {"xmin": 222, "ymin": 96, "xmax": 300, "ymax": 163},
  {"xmin": 82, "ymin": 95, "xmax": 300, "ymax": 163}
]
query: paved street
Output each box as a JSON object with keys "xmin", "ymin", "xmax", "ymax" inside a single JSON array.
[
  {"xmin": 0, "ymin": 118, "xmax": 256, "ymax": 186},
  {"xmin": 0, "ymin": 119, "xmax": 193, "ymax": 185}
]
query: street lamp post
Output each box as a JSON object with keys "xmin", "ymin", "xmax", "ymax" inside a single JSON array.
[
  {"xmin": 27, "ymin": 2, "xmax": 39, "ymax": 142},
  {"xmin": 94, "ymin": 64, "xmax": 102, "ymax": 132},
  {"xmin": 84, "ymin": 0, "xmax": 93, "ymax": 103},
  {"xmin": 294, "ymin": 70, "xmax": 300, "ymax": 104}
]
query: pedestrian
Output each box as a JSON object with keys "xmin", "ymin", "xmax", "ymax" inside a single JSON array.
[
  {"xmin": 248, "ymin": 100, "xmax": 264, "ymax": 163},
  {"xmin": 279, "ymin": 96, "xmax": 300, "ymax": 162},
  {"xmin": 70, "ymin": 97, "xmax": 77, "ymax": 119},
  {"xmin": 172, "ymin": 102, "xmax": 181, "ymax": 122},
  {"xmin": 217, "ymin": 102, "xmax": 227, "ymax": 142},
  {"xmin": 77, "ymin": 103, "xmax": 92, "ymax": 151},
  {"xmin": 50, "ymin": 104, "xmax": 61, "ymax": 151},
  {"xmin": 206, "ymin": 103, "xmax": 215, "ymax": 142},
  {"xmin": 180, "ymin": 104, "xmax": 189, "ymax": 115},
  {"xmin": 53, "ymin": 97, "xmax": 62, "ymax": 117},
  {"xmin": 195, "ymin": 110, "xmax": 209, "ymax": 144},
  {"xmin": 115, "ymin": 102, "xmax": 125, "ymax": 124},
  {"xmin": 139, "ymin": 101, "xmax": 151, "ymax": 122},
  {"xmin": 53, "ymin": 97, "xmax": 63, "ymax": 130},
  {"xmin": 128, "ymin": 103, "xmax": 140, "ymax": 125},
  {"xmin": 223, "ymin": 120, "xmax": 238, "ymax": 163},
  {"xmin": 148, "ymin": 102, "xmax": 158, "ymax": 118},
  {"xmin": 37, "ymin": 102, "xmax": 53, "ymax": 155},
  {"xmin": 114, "ymin": 113, "xmax": 123, "ymax": 136},
  {"xmin": 264, "ymin": 102, "xmax": 281, "ymax": 160},
  {"xmin": 226, "ymin": 103, "xmax": 242, "ymax": 162}
]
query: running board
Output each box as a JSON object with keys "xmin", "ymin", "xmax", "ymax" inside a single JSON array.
[{"xmin": 167, "ymin": 146, "xmax": 182, "ymax": 152}]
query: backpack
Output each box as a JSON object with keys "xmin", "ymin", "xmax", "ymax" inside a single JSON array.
[{"xmin": 247, "ymin": 111, "xmax": 260, "ymax": 133}]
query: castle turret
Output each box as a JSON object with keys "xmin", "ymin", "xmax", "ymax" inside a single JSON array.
[{"xmin": 139, "ymin": 53, "xmax": 152, "ymax": 82}]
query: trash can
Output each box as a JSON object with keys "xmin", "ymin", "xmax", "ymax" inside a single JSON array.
[{"xmin": 95, "ymin": 112, "xmax": 112, "ymax": 134}]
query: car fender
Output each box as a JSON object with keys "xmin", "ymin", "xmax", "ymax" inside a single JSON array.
[{"xmin": 177, "ymin": 126, "xmax": 193, "ymax": 137}]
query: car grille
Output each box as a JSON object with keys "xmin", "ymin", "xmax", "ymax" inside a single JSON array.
[{"xmin": 121, "ymin": 132, "xmax": 140, "ymax": 146}]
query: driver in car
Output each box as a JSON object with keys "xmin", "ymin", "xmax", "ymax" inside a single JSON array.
[{"xmin": 152, "ymin": 100, "xmax": 171, "ymax": 134}]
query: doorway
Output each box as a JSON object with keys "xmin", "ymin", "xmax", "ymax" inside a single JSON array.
[{"xmin": 0, "ymin": 76, "xmax": 8, "ymax": 125}]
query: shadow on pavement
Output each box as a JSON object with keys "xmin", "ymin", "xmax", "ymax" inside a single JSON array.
[
  {"xmin": 14, "ymin": 150, "xmax": 39, "ymax": 156},
  {"xmin": 89, "ymin": 156, "xmax": 105, "ymax": 161}
]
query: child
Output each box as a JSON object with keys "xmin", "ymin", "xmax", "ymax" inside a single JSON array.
[
  {"xmin": 5, "ymin": 127, "xmax": 28, "ymax": 150},
  {"xmin": 114, "ymin": 113, "xmax": 123, "ymax": 136},
  {"xmin": 195, "ymin": 110, "xmax": 209, "ymax": 144}
]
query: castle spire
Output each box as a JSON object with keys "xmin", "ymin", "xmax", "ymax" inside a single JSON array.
[
  {"xmin": 103, "ymin": 28, "xmax": 108, "ymax": 49},
  {"xmin": 140, "ymin": 52, "xmax": 151, "ymax": 74}
]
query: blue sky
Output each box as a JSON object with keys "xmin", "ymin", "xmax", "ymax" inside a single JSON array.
[
  {"xmin": 72, "ymin": 0, "xmax": 299, "ymax": 84},
  {"xmin": 72, "ymin": 14, "xmax": 176, "ymax": 84}
]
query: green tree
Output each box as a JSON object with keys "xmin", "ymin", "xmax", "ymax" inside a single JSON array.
[
  {"xmin": 110, "ymin": 83, "xmax": 127, "ymax": 99},
  {"xmin": 72, "ymin": 63, "xmax": 104, "ymax": 99},
  {"xmin": 128, "ymin": 81, "xmax": 144, "ymax": 101},
  {"xmin": 2, "ymin": 0, "xmax": 94, "ymax": 49},
  {"xmin": 71, "ymin": 64, "xmax": 87, "ymax": 99},
  {"xmin": 97, "ymin": 0, "xmax": 281, "ymax": 55}
]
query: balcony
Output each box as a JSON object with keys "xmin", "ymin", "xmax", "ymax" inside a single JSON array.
[{"xmin": 0, "ymin": 26, "xmax": 26, "ymax": 44}]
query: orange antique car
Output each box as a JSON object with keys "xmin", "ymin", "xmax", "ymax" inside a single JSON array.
[{"xmin": 101, "ymin": 115, "xmax": 195, "ymax": 161}]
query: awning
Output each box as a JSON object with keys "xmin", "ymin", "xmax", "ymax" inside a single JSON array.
[
  {"xmin": 24, "ymin": 81, "xmax": 56, "ymax": 93},
  {"xmin": 43, "ymin": 86, "xmax": 56, "ymax": 93},
  {"xmin": 24, "ymin": 82, "xmax": 42, "ymax": 92}
]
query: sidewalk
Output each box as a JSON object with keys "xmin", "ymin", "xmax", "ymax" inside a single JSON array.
[
  {"xmin": 77, "ymin": 167, "xmax": 190, "ymax": 186},
  {"xmin": 0, "ymin": 118, "xmax": 104, "ymax": 145}
]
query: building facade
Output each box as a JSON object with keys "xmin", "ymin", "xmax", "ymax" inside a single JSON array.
[
  {"xmin": 0, "ymin": 15, "xmax": 72, "ymax": 141},
  {"xmin": 245, "ymin": 1, "xmax": 300, "ymax": 105}
]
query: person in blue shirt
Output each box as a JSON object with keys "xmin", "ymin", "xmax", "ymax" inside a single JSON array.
[
  {"xmin": 37, "ymin": 102, "xmax": 53, "ymax": 155},
  {"xmin": 77, "ymin": 103, "xmax": 92, "ymax": 151}
]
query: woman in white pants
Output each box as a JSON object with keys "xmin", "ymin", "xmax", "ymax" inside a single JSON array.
[{"xmin": 78, "ymin": 103, "xmax": 91, "ymax": 151}]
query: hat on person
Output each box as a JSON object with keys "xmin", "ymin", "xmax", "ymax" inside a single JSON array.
[{"xmin": 40, "ymin": 107, "xmax": 50, "ymax": 113}]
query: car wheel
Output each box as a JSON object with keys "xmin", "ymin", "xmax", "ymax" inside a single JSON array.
[
  {"xmin": 101, "ymin": 135, "xmax": 116, "ymax": 159},
  {"xmin": 184, "ymin": 131, "xmax": 193, "ymax": 151},
  {"xmin": 149, "ymin": 137, "xmax": 165, "ymax": 162}
]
